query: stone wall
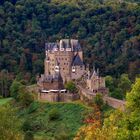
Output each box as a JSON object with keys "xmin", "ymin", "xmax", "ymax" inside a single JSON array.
[
  {"xmin": 48, "ymin": 51, "xmax": 73, "ymax": 82},
  {"xmin": 78, "ymin": 85, "xmax": 125, "ymax": 110},
  {"xmin": 40, "ymin": 80, "xmax": 64, "ymax": 90},
  {"xmin": 38, "ymin": 92, "xmax": 80, "ymax": 102},
  {"xmin": 28, "ymin": 85, "xmax": 125, "ymax": 110},
  {"xmin": 71, "ymin": 65, "xmax": 85, "ymax": 80},
  {"xmin": 104, "ymin": 96, "xmax": 125, "ymax": 110}
]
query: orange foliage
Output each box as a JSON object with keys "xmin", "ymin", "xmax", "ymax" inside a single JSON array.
[
  {"xmin": 74, "ymin": 105, "xmax": 102, "ymax": 140},
  {"xmin": 84, "ymin": 105, "xmax": 101, "ymax": 127}
]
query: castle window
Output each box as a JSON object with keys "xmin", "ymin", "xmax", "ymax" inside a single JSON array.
[{"xmin": 72, "ymin": 66, "xmax": 76, "ymax": 72}]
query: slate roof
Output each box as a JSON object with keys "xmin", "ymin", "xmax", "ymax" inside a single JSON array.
[
  {"xmin": 45, "ymin": 43, "xmax": 58, "ymax": 51},
  {"xmin": 53, "ymin": 71, "xmax": 63, "ymax": 82},
  {"xmin": 72, "ymin": 53, "xmax": 84, "ymax": 66},
  {"xmin": 70, "ymin": 39, "xmax": 82, "ymax": 51},
  {"xmin": 61, "ymin": 39, "xmax": 71, "ymax": 48},
  {"xmin": 45, "ymin": 39, "xmax": 82, "ymax": 51},
  {"xmin": 45, "ymin": 71, "xmax": 63, "ymax": 82}
]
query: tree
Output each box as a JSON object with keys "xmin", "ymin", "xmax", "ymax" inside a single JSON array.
[
  {"xmin": 118, "ymin": 74, "xmax": 131, "ymax": 98},
  {"xmin": 105, "ymin": 75, "xmax": 114, "ymax": 92},
  {"xmin": 74, "ymin": 105, "xmax": 102, "ymax": 140},
  {"xmin": 0, "ymin": 70, "xmax": 9, "ymax": 97},
  {"xmin": 110, "ymin": 88, "xmax": 123, "ymax": 100},
  {"xmin": 126, "ymin": 78, "xmax": 140, "ymax": 111},
  {"xmin": 93, "ymin": 93, "xmax": 104, "ymax": 108},
  {"xmin": 65, "ymin": 81, "xmax": 77, "ymax": 93},
  {"xmin": 74, "ymin": 78, "xmax": 140, "ymax": 140},
  {"xmin": 19, "ymin": 53, "xmax": 27, "ymax": 72},
  {"xmin": 18, "ymin": 86, "xmax": 34, "ymax": 107},
  {"xmin": 10, "ymin": 80, "xmax": 23, "ymax": 100}
]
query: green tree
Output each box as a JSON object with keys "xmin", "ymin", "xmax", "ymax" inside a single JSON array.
[
  {"xmin": 74, "ymin": 78, "xmax": 140, "ymax": 140},
  {"xmin": 10, "ymin": 80, "xmax": 23, "ymax": 100},
  {"xmin": 18, "ymin": 86, "xmax": 34, "ymax": 107},
  {"xmin": 93, "ymin": 93, "xmax": 104, "ymax": 108},
  {"xmin": 118, "ymin": 74, "xmax": 131, "ymax": 98},
  {"xmin": 126, "ymin": 78, "xmax": 140, "ymax": 111},
  {"xmin": 105, "ymin": 75, "xmax": 114, "ymax": 92},
  {"xmin": 109, "ymin": 88, "xmax": 123, "ymax": 100},
  {"xmin": 65, "ymin": 81, "xmax": 77, "ymax": 93}
]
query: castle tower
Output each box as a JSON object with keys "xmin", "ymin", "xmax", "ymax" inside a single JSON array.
[
  {"xmin": 44, "ymin": 39, "xmax": 85, "ymax": 82},
  {"xmin": 44, "ymin": 58, "xmax": 50, "ymax": 76}
]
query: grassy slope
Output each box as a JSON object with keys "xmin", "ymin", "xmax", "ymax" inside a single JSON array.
[
  {"xmin": 0, "ymin": 98, "xmax": 12, "ymax": 106},
  {"xmin": 0, "ymin": 98, "xmax": 113, "ymax": 139},
  {"xmin": 19, "ymin": 101, "xmax": 92, "ymax": 140}
]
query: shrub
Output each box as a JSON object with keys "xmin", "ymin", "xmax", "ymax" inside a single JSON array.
[
  {"xmin": 22, "ymin": 120, "xmax": 32, "ymax": 132},
  {"xmin": 55, "ymin": 132, "xmax": 69, "ymax": 140},
  {"xmin": 65, "ymin": 81, "xmax": 77, "ymax": 93},
  {"xmin": 93, "ymin": 93, "xmax": 104, "ymax": 108},
  {"xmin": 18, "ymin": 87, "xmax": 34, "ymax": 107},
  {"xmin": 27, "ymin": 102, "xmax": 39, "ymax": 114},
  {"xmin": 109, "ymin": 88, "xmax": 123, "ymax": 100},
  {"xmin": 48, "ymin": 108, "xmax": 60, "ymax": 121},
  {"xmin": 10, "ymin": 80, "xmax": 23, "ymax": 100},
  {"xmin": 24, "ymin": 131, "xmax": 34, "ymax": 140}
]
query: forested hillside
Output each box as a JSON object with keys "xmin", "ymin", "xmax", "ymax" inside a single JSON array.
[{"xmin": 0, "ymin": 0, "xmax": 139, "ymax": 85}]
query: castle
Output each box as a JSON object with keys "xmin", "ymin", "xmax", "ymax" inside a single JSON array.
[
  {"xmin": 37, "ymin": 39, "xmax": 85, "ymax": 93},
  {"xmin": 37, "ymin": 39, "xmax": 108, "ymax": 100}
]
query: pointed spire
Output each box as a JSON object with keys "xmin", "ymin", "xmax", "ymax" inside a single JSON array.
[
  {"xmin": 91, "ymin": 65, "xmax": 98, "ymax": 79},
  {"xmin": 88, "ymin": 70, "xmax": 90, "ymax": 79}
]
